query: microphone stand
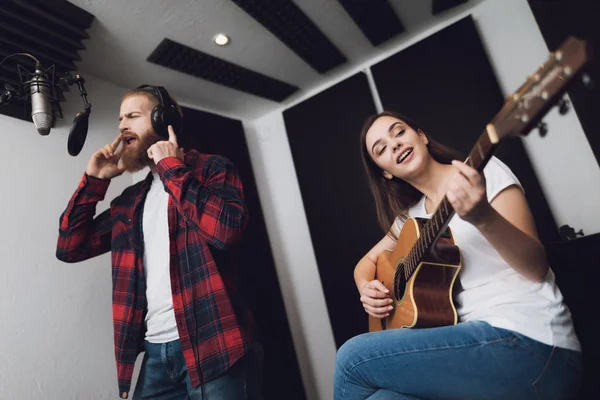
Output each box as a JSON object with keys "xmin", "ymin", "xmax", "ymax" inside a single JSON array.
[
  {"xmin": 0, "ymin": 84, "xmax": 17, "ymax": 106},
  {"xmin": 59, "ymin": 72, "xmax": 92, "ymax": 118},
  {"xmin": 0, "ymin": 52, "xmax": 92, "ymax": 113},
  {"xmin": 0, "ymin": 53, "xmax": 40, "ymax": 109}
]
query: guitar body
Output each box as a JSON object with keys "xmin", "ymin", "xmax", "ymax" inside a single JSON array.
[{"xmin": 369, "ymin": 217, "xmax": 462, "ymax": 332}]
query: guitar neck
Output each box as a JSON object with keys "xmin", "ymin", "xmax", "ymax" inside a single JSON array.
[
  {"xmin": 398, "ymin": 36, "xmax": 591, "ymax": 280},
  {"xmin": 407, "ymin": 125, "xmax": 501, "ymax": 269}
]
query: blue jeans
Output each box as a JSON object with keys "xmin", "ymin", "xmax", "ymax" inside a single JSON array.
[
  {"xmin": 132, "ymin": 340, "xmax": 263, "ymax": 400},
  {"xmin": 334, "ymin": 321, "xmax": 582, "ymax": 400}
]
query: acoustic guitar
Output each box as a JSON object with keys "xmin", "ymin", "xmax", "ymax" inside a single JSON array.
[{"xmin": 369, "ymin": 36, "xmax": 592, "ymax": 332}]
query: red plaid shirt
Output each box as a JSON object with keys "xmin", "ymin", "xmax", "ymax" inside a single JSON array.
[{"xmin": 56, "ymin": 150, "xmax": 255, "ymax": 399}]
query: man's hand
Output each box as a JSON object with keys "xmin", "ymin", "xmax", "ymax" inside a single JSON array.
[
  {"xmin": 86, "ymin": 134, "xmax": 126, "ymax": 179},
  {"xmin": 147, "ymin": 125, "xmax": 184, "ymax": 164}
]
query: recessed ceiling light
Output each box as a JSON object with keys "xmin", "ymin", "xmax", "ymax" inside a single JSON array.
[{"xmin": 213, "ymin": 34, "xmax": 230, "ymax": 46}]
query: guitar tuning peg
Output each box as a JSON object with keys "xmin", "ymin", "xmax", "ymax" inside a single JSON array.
[
  {"xmin": 537, "ymin": 121, "xmax": 548, "ymax": 137},
  {"xmin": 558, "ymin": 98, "xmax": 571, "ymax": 115}
]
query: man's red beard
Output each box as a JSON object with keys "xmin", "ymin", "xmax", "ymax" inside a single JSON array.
[{"xmin": 121, "ymin": 132, "xmax": 162, "ymax": 172}]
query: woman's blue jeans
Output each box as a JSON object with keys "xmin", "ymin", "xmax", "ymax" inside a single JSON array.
[{"xmin": 334, "ymin": 321, "xmax": 581, "ymax": 400}]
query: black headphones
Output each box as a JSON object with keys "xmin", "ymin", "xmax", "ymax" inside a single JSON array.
[{"xmin": 136, "ymin": 84, "xmax": 182, "ymax": 138}]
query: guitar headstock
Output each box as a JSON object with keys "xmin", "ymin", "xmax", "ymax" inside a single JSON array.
[{"xmin": 490, "ymin": 36, "xmax": 592, "ymax": 143}]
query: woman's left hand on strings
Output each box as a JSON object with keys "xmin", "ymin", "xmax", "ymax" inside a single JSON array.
[{"xmin": 446, "ymin": 160, "xmax": 493, "ymax": 228}]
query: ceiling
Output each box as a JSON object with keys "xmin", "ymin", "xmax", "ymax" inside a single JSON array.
[{"xmin": 65, "ymin": 0, "xmax": 484, "ymax": 120}]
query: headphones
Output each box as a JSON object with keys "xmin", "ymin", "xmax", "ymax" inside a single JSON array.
[{"xmin": 136, "ymin": 84, "xmax": 182, "ymax": 139}]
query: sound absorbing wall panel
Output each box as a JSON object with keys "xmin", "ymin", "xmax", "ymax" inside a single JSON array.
[
  {"xmin": 371, "ymin": 16, "xmax": 560, "ymax": 247},
  {"xmin": 283, "ymin": 73, "xmax": 380, "ymax": 348},
  {"xmin": 178, "ymin": 106, "xmax": 305, "ymax": 400}
]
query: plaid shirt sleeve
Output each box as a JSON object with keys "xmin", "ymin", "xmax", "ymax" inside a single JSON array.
[
  {"xmin": 56, "ymin": 173, "xmax": 113, "ymax": 263},
  {"xmin": 156, "ymin": 154, "xmax": 248, "ymax": 250}
]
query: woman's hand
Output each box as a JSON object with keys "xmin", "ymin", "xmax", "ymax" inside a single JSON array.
[
  {"xmin": 446, "ymin": 160, "xmax": 493, "ymax": 228},
  {"xmin": 359, "ymin": 280, "xmax": 393, "ymax": 319}
]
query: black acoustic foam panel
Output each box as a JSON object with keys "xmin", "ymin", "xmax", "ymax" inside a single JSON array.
[
  {"xmin": 432, "ymin": 0, "xmax": 469, "ymax": 15},
  {"xmin": 0, "ymin": 0, "xmax": 94, "ymax": 122},
  {"xmin": 231, "ymin": 0, "xmax": 347, "ymax": 74},
  {"xmin": 338, "ymin": 0, "xmax": 405, "ymax": 46},
  {"xmin": 147, "ymin": 38, "xmax": 299, "ymax": 103},
  {"xmin": 177, "ymin": 106, "xmax": 306, "ymax": 400},
  {"xmin": 283, "ymin": 73, "xmax": 380, "ymax": 348},
  {"xmin": 546, "ymin": 232, "xmax": 600, "ymax": 400},
  {"xmin": 371, "ymin": 16, "xmax": 559, "ymax": 247}
]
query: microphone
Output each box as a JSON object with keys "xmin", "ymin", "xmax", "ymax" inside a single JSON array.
[
  {"xmin": 27, "ymin": 67, "xmax": 53, "ymax": 136},
  {"xmin": 0, "ymin": 53, "xmax": 92, "ymax": 156}
]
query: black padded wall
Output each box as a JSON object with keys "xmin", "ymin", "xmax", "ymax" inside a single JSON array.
[
  {"xmin": 178, "ymin": 106, "xmax": 305, "ymax": 400},
  {"xmin": 231, "ymin": 0, "xmax": 347, "ymax": 74},
  {"xmin": 148, "ymin": 39, "xmax": 299, "ymax": 102},
  {"xmin": 371, "ymin": 16, "xmax": 560, "ymax": 246},
  {"xmin": 283, "ymin": 73, "xmax": 381, "ymax": 347},
  {"xmin": 337, "ymin": 0, "xmax": 405, "ymax": 46},
  {"xmin": 547, "ymin": 232, "xmax": 600, "ymax": 400}
]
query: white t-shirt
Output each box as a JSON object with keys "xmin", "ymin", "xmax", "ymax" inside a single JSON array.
[
  {"xmin": 142, "ymin": 172, "xmax": 179, "ymax": 343},
  {"xmin": 393, "ymin": 157, "xmax": 581, "ymax": 351}
]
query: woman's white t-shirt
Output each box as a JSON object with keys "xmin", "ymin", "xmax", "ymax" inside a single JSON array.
[{"xmin": 393, "ymin": 157, "xmax": 581, "ymax": 351}]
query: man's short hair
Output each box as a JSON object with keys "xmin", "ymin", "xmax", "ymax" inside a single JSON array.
[{"xmin": 122, "ymin": 88, "xmax": 184, "ymax": 118}]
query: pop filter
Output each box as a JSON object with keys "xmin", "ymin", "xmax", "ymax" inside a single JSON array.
[{"xmin": 67, "ymin": 105, "xmax": 90, "ymax": 156}]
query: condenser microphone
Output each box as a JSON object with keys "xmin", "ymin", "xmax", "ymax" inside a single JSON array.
[
  {"xmin": 1, "ymin": 53, "xmax": 92, "ymax": 155},
  {"xmin": 27, "ymin": 68, "xmax": 53, "ymax": 136}
]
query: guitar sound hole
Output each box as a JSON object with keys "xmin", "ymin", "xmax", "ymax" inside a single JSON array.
[{"xmin": 394, "ymin": 263, "xmax": 407, "ymax": 300}]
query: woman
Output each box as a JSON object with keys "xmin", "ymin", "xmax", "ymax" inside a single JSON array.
[{"xmin": 334, "ymin": 112, "xmax": 582, "ymax": 400}]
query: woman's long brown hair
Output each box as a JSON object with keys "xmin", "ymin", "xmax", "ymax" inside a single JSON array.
[{"xmin": 359, "ymin": 111, "xmax": 463, "ymax": 238}]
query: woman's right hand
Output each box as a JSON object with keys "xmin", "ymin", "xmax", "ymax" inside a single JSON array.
[{"xmin": 359, "ymin": 280, "xmax": 394, "ymax": 319}]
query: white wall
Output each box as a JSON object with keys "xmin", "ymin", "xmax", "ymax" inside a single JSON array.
[
  {"xmin": 471, "ymin": 0, "xmax": 600, "ymax": 235},
  {"xmin": 242, "ymin": 113, "xmax": 337, "ymax": 400},
  {"xmin": 240, "ymin": 1, "xmax": 600, "ymax": 399},
  {"xmin": 0, "ymin": 74, "xmax": 139, "ymax": 399}
]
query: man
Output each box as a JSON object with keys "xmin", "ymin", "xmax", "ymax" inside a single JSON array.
[{"xmin": 56, "ymin": 85, "xmax": 262, "ymax": 399}]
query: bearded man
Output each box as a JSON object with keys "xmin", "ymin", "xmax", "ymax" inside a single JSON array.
[{"xmin": 56, "ymin": 85, "xmax": 263, "ymax": 400}]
